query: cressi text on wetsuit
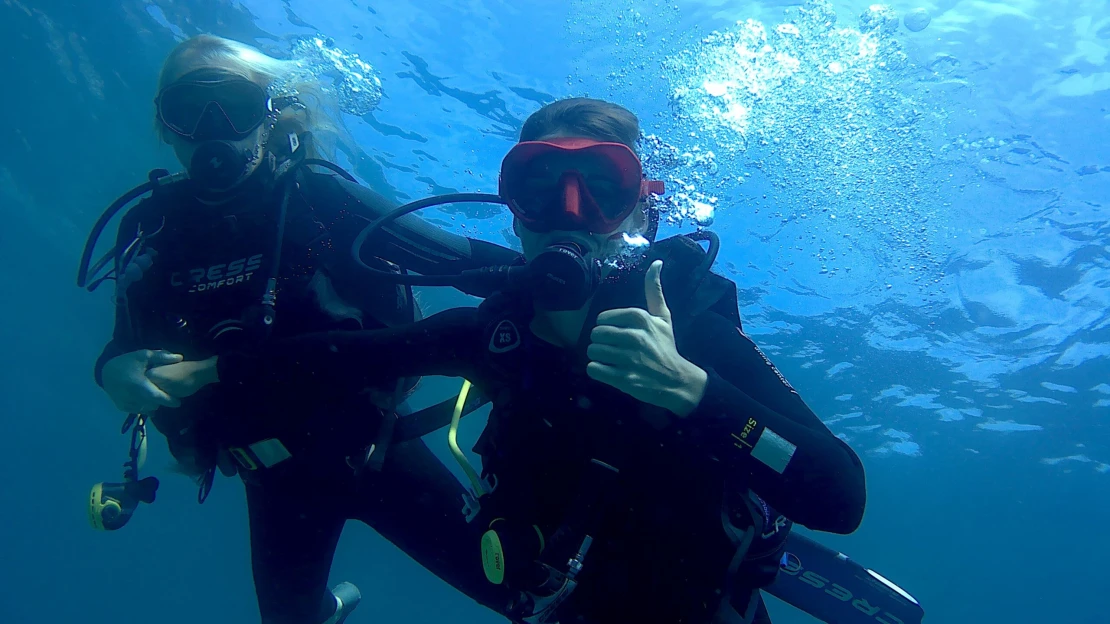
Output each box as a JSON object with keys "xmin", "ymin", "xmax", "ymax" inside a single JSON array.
[
  {"xmin": 215, "ymin": 260, "xmax": 868, "ymax": 624},
  {"xmin": 92, "ymin": 166, "xmax": 521, "ymax": 624}
]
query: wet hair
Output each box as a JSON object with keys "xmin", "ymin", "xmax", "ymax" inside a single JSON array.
[
  {"xmin": 519, "ymin": 97, "xmax": 640, "ymax": 153},
  {"xmin": 154, "ymin": 35, "xmax": 349, "ymax": 161}
]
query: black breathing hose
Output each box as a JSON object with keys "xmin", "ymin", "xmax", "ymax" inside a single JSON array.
[{"xmin": 349, "ymin": 192, "xmax": 517, "ymax": 287}]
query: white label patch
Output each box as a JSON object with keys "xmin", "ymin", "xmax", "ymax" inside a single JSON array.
[
  {"xmin": 489, "ymin": 319, "xmax": 521, "ymax": 353},
  {"xmin": 752, "ymin": 428, "xmax": 797, "ymax": 474}
]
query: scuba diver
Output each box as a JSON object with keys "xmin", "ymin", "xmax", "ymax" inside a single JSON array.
[
  {"xmin": 146, "ymin": 97, "xmax": 925, "ymax": 624},
  {"xmin": 80, "ymin": 35, "xmax": 522, "ymax": 624}
]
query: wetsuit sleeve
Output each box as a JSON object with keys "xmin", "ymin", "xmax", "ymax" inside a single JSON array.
[
  {"xmin": 676, "ymin": 313, "xmax": 866, "ymax": 534},
  {"xmin": 217, "ymin": 307, "xmax": 485, "ymax": 399},
  {"xmin": 94, "ymin": 338, "xmax": 128, "ymax": 388},
  {"xmin": 319, "ymin": 175, "xmax": 522, "ymax": 289}
]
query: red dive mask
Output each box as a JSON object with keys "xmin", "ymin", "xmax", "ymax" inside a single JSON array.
[{"xmin": 499, "ymin": 138, "xmax": 665, "ymax": 234}]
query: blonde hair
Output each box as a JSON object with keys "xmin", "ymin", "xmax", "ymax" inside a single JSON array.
[{"xmin": 155, "ymin": 34, "xmax": 348, "ymax": 162}]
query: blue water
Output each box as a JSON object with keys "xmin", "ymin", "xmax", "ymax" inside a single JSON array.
[{"xmin": 1, "ymin": 0, "xmax": 1107, "ymax": 622}]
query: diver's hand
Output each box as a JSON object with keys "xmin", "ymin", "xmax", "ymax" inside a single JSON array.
[
  {"xmin": 586, "ymin": 260, "xmax": 708, "ymax": 417},
  {"xmin": 146, "ymin": 356, "xmax": 220, "ymax": 400},
  {"xmin": 102, "ymin": 349, "xmax": 185, "ymax": 413}
]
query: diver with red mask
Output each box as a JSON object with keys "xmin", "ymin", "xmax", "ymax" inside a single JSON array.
[{"xmin": 150, "ymin": 98, "xmax": 923, "ymax": 624}]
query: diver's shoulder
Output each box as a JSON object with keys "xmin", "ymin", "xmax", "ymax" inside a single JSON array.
[
  {"xmin": 678, "ymin": 307, "xmax": 744, "ymax": 346},
  {"xmin": 297, "ymin": 166, "xmax": 344, "ymax": 188},
  {"xmin": 475, "ymin": 289, "xmax": 529, "ymax": 322},
  {"xmin": 296, "ymin": 167, "xmax": 399, "ymax": 217},
  {"xmin": 116, "ymin": 183, "xmax": 182, "ymax": 232},
  {"xmin": 295, "ymin": 167, "xmax": 346, "ymax": 201}
]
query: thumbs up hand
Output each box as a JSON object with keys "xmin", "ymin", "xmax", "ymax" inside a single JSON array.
[{"xmin": 586, "ymin": 260, "xmax": 709, "ymax": 417}]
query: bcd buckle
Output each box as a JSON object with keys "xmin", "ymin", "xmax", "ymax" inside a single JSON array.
[{"xmin": 461, "ymin": 473, "xmax": 498, "ymax": 523}]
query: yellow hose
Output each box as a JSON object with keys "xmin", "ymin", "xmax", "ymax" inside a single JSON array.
[{"xmin": 448, "ymin": 380, "xmax": 487, "ymax": 497}]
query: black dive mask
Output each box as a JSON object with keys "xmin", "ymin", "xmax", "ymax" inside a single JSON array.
[
  {"xmin": 157, "ymin": 69, "xmax": 272, "ymax": 141},
  {"xmin": 157, "ymin": 70, "xmax": 278, "ymax": 191}
]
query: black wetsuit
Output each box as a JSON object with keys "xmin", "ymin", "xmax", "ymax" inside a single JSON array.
[
  {"xmin": 216, "ymin": 259, "xmax": 868, "ymax": 624},
  {"xmin": 92, "ymin": 166, "xmax": 521, "ymax": 623}
]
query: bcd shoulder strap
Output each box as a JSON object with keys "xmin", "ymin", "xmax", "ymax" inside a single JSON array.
[{"xmin": 648, "ymin": 233, "xmax": 743, "ymax": 331}]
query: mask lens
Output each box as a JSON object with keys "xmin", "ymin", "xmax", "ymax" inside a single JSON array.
[
  {"xmin": 158, "ymin": 84, "xmax": 209, "ymax": 136},
  {"xmin": 158, "ymin": 80, "xmax": 269, "ymax": 140},
  {"xmin": 511, "ymin": 161, "xmax": 568, "ymax": 221},
  {"xmin": 503, "ymin": 145, "xmax": 641, "ymax": 232},
  {"xmin": 581, "ymin": 172, "xmax": 635, "ymax": 221},
  {"xmin": 217, "ymin": 80, "xmax": 270, "ymax": 132}
]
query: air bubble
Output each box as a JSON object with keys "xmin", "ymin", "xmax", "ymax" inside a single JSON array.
[
  {"xmin": 286, "ymin": 35, "xmax": 384, "ymax": 116},
  {"xmin": 658, "ymin": 0, "xmax": 943, "ymax": 287}
]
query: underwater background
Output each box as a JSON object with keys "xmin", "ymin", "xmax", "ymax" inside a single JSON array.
[{"xmin": 1, "ymin": 0, "xmax": 1107, "ymax": 622}]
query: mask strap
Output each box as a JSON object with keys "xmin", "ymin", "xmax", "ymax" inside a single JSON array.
[{"xmin": 641, "ymin": 179, "xmax": 666, "ymax": 198}]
